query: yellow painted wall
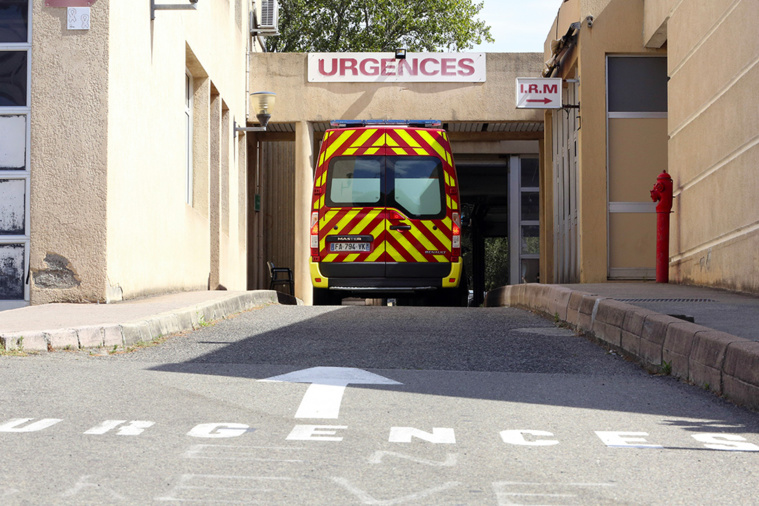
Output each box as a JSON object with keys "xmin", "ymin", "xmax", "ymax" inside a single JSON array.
[
  {"xmin": 545, "ymin": 0, "xmax": 666, "ymax": 282},
  {"xmin": 666, "ymin": 0, "xmax": 759, "ymax": 293}
]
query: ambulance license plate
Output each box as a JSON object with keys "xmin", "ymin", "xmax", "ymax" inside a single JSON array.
[{"xmin": 330, "ymin": 243, "xmax": 370, "ymax": 252}]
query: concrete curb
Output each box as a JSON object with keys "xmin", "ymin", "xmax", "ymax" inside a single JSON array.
[
  {"xmin": 1, "ymin": 290, "xmax": 295, "ymax": 353},
  {"xmin": 485, "ymin": 283, "xmax": 759, "ymax": 411}
]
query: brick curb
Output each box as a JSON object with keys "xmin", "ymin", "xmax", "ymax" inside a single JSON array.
[
  {"xmin": 485, "ymin": 283, "xmax": 759, "ymax": 411},
  {"xmin": 1, "ymin": 290, "xmax": 297, "ymax": 353}
]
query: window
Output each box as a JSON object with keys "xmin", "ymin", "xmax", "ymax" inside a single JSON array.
[
  {"xmin": 388, "ymin": 156, "xmax": 444, "ymax": 218},
  {"xmin": 0, "ymin": 0, "xmax": 30, "ymax": 306},
  {"xmin": 325, "ymin": 155, "xmax": 445, "ymax": 219},
  {"xmin": 326, "ymin": 156, "xmax": 382, "ymax": 206},
  {"xmin": 184, "ymin": 71, "xmax": 193, "ymax": 205},
  {"xmin": 0, "ymin": 0, "xmax": 28, "ymax": 44},
  {"xmin": 607, "ymin": 56, "xmax": 668, "ymax": 113}
]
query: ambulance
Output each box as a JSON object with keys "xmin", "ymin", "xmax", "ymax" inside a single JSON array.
[{"xmin": 309, "ymin": 120, "xmax": 466, "ymax": 305}]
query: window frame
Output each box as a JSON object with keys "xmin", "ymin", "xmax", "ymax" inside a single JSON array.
[
  {"xmin": 325, "ymin": 155, "xmax": 384, "ymax": 208},
  {"xmin": 184, "ymin": 70, "xmax": 193, "ymax": 206},
  {"xmin": 386, "ymin": 155, "xmax": 446, "ymax": 220},
  {"xmin": 0, "ymin": 0, "xmax": 31, "ymax": 307}
]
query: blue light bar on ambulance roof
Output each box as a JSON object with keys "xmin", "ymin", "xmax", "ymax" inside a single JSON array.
[{"xmin": 329, "ymin": 119, "xmax": 442, "ymax": 129}]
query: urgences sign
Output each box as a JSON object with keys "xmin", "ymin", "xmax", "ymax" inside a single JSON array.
[{"xmin": 308, "ymin": 53, "xmax": 486, "ymax": 83}]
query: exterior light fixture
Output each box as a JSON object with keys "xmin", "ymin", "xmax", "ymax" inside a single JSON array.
[
  {"xmin": 395, "ymin": 49, "xmax": 407, "ymax": 60},
  {"xmin": 235, "ymin": 91, "xmax": 276, "ymax": 133},
  {"xmin": 151, "ymin": 0, "xmax": 198, "ymax": 21}
]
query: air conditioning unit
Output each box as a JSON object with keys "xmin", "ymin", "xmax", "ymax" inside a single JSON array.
[
  {"xmin": 252, "ymin": 0, "xmax": 279, "ymax": 35},
  {"xmin": 259, "ymin": 0, "xmax": 278, "ymax": 29}
]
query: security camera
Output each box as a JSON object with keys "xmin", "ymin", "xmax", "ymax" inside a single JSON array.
[{"xmin": 189, "ymin": 0, "xmax": 198, "ymax": 4}]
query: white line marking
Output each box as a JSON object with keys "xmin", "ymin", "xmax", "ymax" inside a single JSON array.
[
  {"xmin": 0, "ymin": 418, "xmax": 62, "ymax": 432},
  {"xmin": 84, "ymin": 420, "xmax": 154, "ymax": 436},
  {"xmin": 183, "ymin": 444, "xmax": 306, "ymax": 462},
  {"xmin": 155, "ymin": 474, "xmax": 294, "ymax": 503},
  {"xmin": 331, "ymin": 477, "xmax": 459, "ymax": 505},
  {"xmin": 368, "ymin": 451, "xmax": 458, "ymax": 467}
]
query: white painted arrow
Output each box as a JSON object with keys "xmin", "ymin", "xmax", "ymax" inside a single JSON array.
[{"xmin": 260, "ymin": 367, "xmax": 402, "ymax": 419}]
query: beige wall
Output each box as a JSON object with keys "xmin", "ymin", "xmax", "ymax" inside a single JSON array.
[
  {"xmin": 544, "ymin": 0, "xmax": 759, "ymax": 294},
  {"xmin": 105, "ymin": 1, "xmax": 250, "ymax": 299},
  {"xmin": 30, "ymin": 1, "xmax": 251, "ymax": 303},
  {"xmin": 643, "ymin": 0, "xmax": 677, "ymax": 47},
  {"xmin": 30, "ymin": 3, "xmax": 110, "ymax": 304},
  {"xmin": 249, "ymin": 53, "xmax": 544, "ymax": 123},
  {"xmin": 544, "ymin": 0, "xmax": 666, "ymax": 283},
  {"xmin": 664, "ymin": 0, "xmax": 759, "ymax": 293}
]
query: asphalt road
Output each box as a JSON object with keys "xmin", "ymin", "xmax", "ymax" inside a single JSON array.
[{"xmin": 1, "ymin": 304, "xmax": 758, "ymax": 504}]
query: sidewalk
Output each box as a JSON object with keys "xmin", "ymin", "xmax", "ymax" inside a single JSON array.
[
  {"xmin": 560, "ymin": 282, "xmax": 759, "ymax": 342},
  {"xmin": 0, "ymin": 290, "xmax": 299, "ymax": 353},
  {"xmin": 485, "ymin": 282, "xmax": 759, "ymax": 411}
]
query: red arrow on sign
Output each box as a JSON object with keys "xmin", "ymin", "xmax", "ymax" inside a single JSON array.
[{"xmin": 527, "ymin": 98, "xmax": 553, "ymax": 104}]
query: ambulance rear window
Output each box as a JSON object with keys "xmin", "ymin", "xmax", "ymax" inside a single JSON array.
[
  {"xmin": 388, "ymin": 156, "xmax": 444, "ymax": 219},
  {"xmin": 326, "ymin": 156, "xmax": 382, "ymax": 206}
]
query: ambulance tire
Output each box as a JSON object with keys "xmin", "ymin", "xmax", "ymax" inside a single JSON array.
[{"xmin": 313, "ymin": 288, "xmax": 341, "ymax": 306}]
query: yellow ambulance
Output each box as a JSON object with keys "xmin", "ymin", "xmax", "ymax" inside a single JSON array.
[{"xmin": 309, "ymin": 120, "xmax": 466, "ymax": 306}]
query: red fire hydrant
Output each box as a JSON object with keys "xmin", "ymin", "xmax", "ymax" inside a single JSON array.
[{"xmin": 650, "ymin": 171, "xmax": 673, "ymax": 283}]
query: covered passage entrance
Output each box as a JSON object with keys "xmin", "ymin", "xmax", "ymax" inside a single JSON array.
[{"xmin": 245, "ymin": 53, "xmax": 544, "ymax": 304}]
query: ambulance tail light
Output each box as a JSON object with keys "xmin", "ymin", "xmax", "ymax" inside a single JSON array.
[
  {"xmin": 310, "ymin": 212, "xmax": 320, "ymax": 260},
  {"xmin": 451, "ymin": 212, "xmax": 461, "ymax": 262}
]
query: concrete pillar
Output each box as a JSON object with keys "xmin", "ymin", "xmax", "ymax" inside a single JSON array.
[
  {"xmin": 294, "ymin": 121, "xmax": 314, "ymax": 304},
  {"xmin": 209, "ymin": 92, "xmax": 222, "ymax": 290}
]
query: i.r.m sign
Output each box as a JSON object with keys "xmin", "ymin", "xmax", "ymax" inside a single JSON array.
[{"xmin": 516, "ymin": 77, "xmax": 562, "ymax": 109}]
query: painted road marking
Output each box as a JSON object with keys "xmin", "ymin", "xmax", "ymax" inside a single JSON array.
[
  {"xmin": 183, "ymin": 444, "xmax": 306, "ymax": 463},
  {"xmin": 331, "ymin": 477, "xmax": 460, "ymax": 504},
  {"xmin": 0, "ymin": 418, "xmax": 62, "ymax": 432},
  {"xmin": 1, "ymin": 417, "xmax": 758, "ymax": 451},
  {"xmin": 84, "ymin": 420, "xmax": 155, "ymax": 436},
  {"xmin": 595, "ymin": 431, "xmax": 664, "ymax": 449},
  {"xmin": 61, "ymin": 475, "xmax": 127, "ymax": 501},
  {"xmin": 287, "ymin": 424, "xmax": 348, "ymax": 441},
  {"xmin": 261, "ymin": 367, "xmax": 402, "ymax": 419},
  {"xmin": 155, "ymin": 474, "xmax": 295, "ymax": 503},
  {"xmin": 186, "ymin": 423, "xmax": 251, "ymax": 438},
  {"xmin": 492, "ymin": 482, "xmax": 615, "ymax": 506},
  {"xmin": 368, "ymin": 451, "xmax": 458, "ymax": 467},
  {"xmin": 389, "ymin": 427, "xmax": 456, "ymax": 444}
]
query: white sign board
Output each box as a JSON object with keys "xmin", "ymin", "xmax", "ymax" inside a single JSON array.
[
  {"xmin": 67, "ymin": 7, "xmax": 90, "ymax": 30},
  {"xmin": 308, "ymin": 53, "xmax": 486, "ymax": 83},
  {"xmin": 515, "ymin": 77, "xmax": 562, "ymax": 109}
]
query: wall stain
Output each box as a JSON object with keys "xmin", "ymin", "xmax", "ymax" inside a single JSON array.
[{"xmin": 33, "ymin": 253, "xmax": 81, "ymax": 289}]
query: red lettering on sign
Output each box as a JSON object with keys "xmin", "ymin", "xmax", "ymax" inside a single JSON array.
[
  {"xmin": 420, "ymin": 58, "xmax": 438, "ymax": 76},
  {"xmin": 544, "ymin": 84, "xmax": 558, "ymax": 93},
  {"xmin": 381, "ymin": 59, "xmax": 396, "ymax": 76},
  {"xmin": 398, "ymin": 59, "xmax": 418, "ymax": 76},
  {"xmin": 529, "ymin": 84, "xmax": 539, "ymax": 93},
  {"xmin": 359, "ymin": 58, "xmax": 380, "ymax": 76},
  {"xmin": 340, "ymin": 58, "xmax": 358, "ymax": 76},
  {"xmin": 441, "ymin": 58, "xmax": 456, "ymax": 76},
  {"xmin": 458, "ymin": 58, "xmax": 475, "ymax": 76},
  {"xmin": 318, "ymin": 58, "xmax": 338, "ymax": 76}
]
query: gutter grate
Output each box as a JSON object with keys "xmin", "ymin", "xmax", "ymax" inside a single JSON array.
[{"xmin": 615, "ymin": 298, "xmax": 717, "ymax": 303}]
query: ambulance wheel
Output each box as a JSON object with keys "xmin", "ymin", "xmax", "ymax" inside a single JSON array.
[{"xmin": 313, "ymin": 288, "xmax": 340, "ymax": 306}]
